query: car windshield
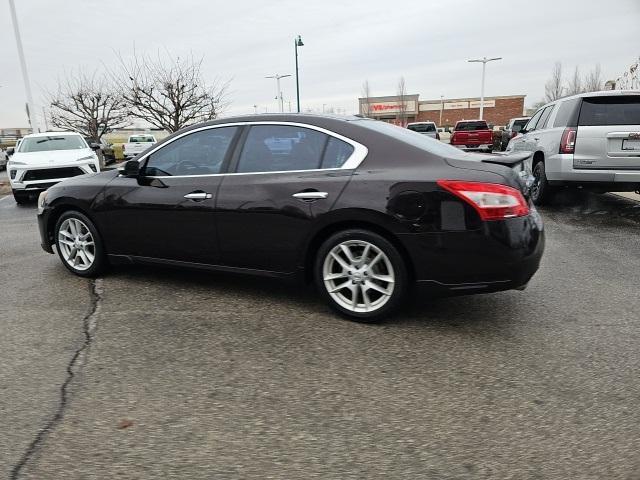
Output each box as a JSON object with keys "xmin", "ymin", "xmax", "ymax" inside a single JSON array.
[
  {"xmin": 355, "ymin": 119, "xmax": 472, "ymax": 158},
  {"xmin": 19, "ymin": 135, "xmax": 87, "ymax": 153},
  {"xmin": 455, "ymin": 121, "xmax": 488, "ymax": 131},
  {"xmin": 407, "ymin": 123, "xmax": 436, "ymax": 133},
  {"xmin": 512, "ymin": 119, "xmax": 529, "ymax": 132},
  {"xmin": 130, "ymin": 136, "xmax": 155, "ymax": 142}
]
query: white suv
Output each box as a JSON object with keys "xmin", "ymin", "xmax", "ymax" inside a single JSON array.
[
  {"xmin": 507, "ymin": 90, "xmax": 640, "ymax": 204},
  {"xmin": 8, "ymin": 132, "xmax": 100, "ymax": 204}
]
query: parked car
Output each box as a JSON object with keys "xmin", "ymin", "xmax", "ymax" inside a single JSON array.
[
  {"xmin": 0, "ymin": 148, "xmax": 8, "ymax": 170},
  {"xmin": 37, "ymin": 115, "xmax": 544, "ymax": 322},
  {"xmin": 437, "ymin": 127, "xmax": 452, "ymax": 143},
  {"xmin": 506, "ymin": 90, "xmax": 640, "ymax": 204},
  {"xmin": 85, "ymin": 137, "xmax": 116, "ymax": 165},
  {"xmin": 450, "ymin": 120, "xmax": 494, "ymax": 152},
  {"xmin": 501, "ymin": 117, "xmax": 530, "ymax": 151},
  {"xmin": 407, "ymin": 121, "xmax": 439, "ymax": 140},
  {"xmin": 122, "ymin": 134, "xmax": 157, "ymax": 159},
  {"xmin": 8, "ymin": 132, "xmax": 100, "ymax": 204}
]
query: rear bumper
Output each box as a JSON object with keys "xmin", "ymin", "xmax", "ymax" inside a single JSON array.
[
  {"xmin": 399, "ymin": 212, "xmax": 545, "ymax": 296},
  {"xmin": 453, "ymin": 143, "xmax": 493, "ymax": 151},
  {"xmin": 546, "ymin": 153, "xmax": 640, "ymax": 187}
]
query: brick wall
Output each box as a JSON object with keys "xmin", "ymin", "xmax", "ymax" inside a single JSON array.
[{"xmin": 416, "ymin": 97, "xmax": 525, "ymax": 127}]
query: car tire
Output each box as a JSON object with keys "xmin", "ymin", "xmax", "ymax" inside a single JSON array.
[
  {"xmin": 12, "ymin": 190, "xmax": 29, "ymax": 205},
  {"xmin": 531, "ymin": 160, "xmax": 555, "ymax": 205},
  {"xmin": 54, "ymin": 210, "xmax": 106, "ymax": 277},
  {"xmin": 314, "ymin": 229, "xmax": 408, "ymax": 322}
]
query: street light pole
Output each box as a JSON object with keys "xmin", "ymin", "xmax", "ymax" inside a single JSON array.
[
  {"xmin": 8, "ymin": 0, "xmax": 39, "ymax": 132},
  {"xmin": 265, "ymin": 74, "xmax": 291, "ymax": 113},
  {"xmin": 439, "ymin": 95, "xmax": 444, "ymax": 126},
  {"xmin": 294, "ymin": 35, "xmax": 304, "ymax": 113},
  {"xmin": 467, "ymin": 56, "xmax": 502, "ymax": 120}
]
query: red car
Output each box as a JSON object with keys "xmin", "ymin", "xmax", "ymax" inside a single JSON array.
[{"xmin": 450, "ymin": 120, "xmax": 494, "ymax": 152}]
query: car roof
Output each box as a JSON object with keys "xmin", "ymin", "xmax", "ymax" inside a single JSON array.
[
  {"xmin": 455, "ymin": 119, "xmax": 486, "ymax": 123},
  {"xmin": 22, "ymin": 131, "xmax": 81, "ymax": 138},
  {"xmin": 407, "ymin": 121, "xmax": 436, "ymax": 125},
  {"xmin": 540, "ymin": 90, "xmax": 640, "ymax": 109}
]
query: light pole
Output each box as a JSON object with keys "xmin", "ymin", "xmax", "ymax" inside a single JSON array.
[
  {"xmin": 467, "ymin": 56, "xmax": 502, "ymax": 120},
  {"xmin": 8, "ymin": 0, "xmax": 39, "ymax": 132},
  {"xmin": 294, "ymin": 35, "xmax": 304, "ymax": 113},
  {"xmin": 439, "ymin": 95, "xmax": 444, "ymax": 127},
  {"xmin": 265, "ymin": 74, "xmax": 291, "ymax": 113}
]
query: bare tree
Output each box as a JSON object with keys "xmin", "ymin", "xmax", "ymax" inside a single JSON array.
[
  {"xmin": 544, "ymin": 62, "xmax": 565, "ymax": 102},
  {"xmin": 114, "ymin": 52, "xmax": 229, "ymax": 133},
  {"xmin": 48, "ymin": 70, "xmax": 128, "ymax": 142},
  {"xmin": 396, "ymin": 76, "xmax": 407, "ymax": 127},
  {"xmin": 566, "ymin": 66, "xmax": 583, "ymax": 95},
  {"xmin": 584, "ymin": 63, "xmax": 604, "ymax": 92},
  {"xmin": 361, "ymin": 80, "xmax": 372, "ymax": 117}
]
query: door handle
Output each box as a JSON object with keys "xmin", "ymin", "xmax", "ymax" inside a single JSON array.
[
  {"xmin": 184, "ymin": 192, "xmax": 212, "ymax": 200},
  {"xmin": 292, "ymin": 191, "xmax": 329, "ymax": 200},
  {"xmin": 534, "ymin": 137, "xmax": 540, "ymax": 141}
]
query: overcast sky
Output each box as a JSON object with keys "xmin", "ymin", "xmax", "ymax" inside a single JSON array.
[{"xmin": 1, "ymin": 0, "xmax": 639, "ymax": 128}]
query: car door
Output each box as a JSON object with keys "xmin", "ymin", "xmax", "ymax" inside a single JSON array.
[
  {"xmin": 215, "ymin": 123, "xmax": 363, "ymax": 273},
  {"xmin": 97, "ymin": 126, "xmax": 241, "ymax": 265}
]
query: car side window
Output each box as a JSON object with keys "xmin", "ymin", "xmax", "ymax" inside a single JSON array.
[
  {"xmin": 321, "ymin": 137, "xmax": 354, "ymax": 169},
  {"xmin": 525, "ymin": 109, "xmax": 544, "ymax": 132},
  {"xmin": 143, "ymin": 127, "xmax": 238, "ymax": 177},
  {"xmin": 236, "ymin": 125, "xmax": 328, "ymax": 173},
  {"xmin": 537, "ymin": 105, "xmax": 555, "ymax": 130}
]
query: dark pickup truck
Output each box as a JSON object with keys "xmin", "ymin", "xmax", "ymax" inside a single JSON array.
[{"xmin": 450, "ymin": 120, "xmax": 494, "ymax": 152}]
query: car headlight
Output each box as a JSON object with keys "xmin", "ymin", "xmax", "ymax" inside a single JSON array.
[
  {"xmin": 76, "ymin": 155, "xmax": 96, "ymax": 162},
  {"xmin": 9, "ymin": 169, "xmax": 16, "ymax": 179},
  {"xmin": 88, "ymin": 164, "xmax": 97, "ymax": 172},
  {"xmin": 37, "ymin": 190, "xmax": 48, "ymax": 215}
]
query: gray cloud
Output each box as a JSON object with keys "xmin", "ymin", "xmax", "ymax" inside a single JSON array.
[{"xmin": 1, "ymin": 0, "xmax": 638, "ymax": 127}]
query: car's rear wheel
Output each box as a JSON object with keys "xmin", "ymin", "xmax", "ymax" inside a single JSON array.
[
  {"xmin": 531, "ymin": 160, "xmax": 555, "ymax": 205},
  {"xmin": 54, "ymin": 211, "xmax": 106, "ymax": 277},
  {"xmin": 315, "ymin": 229, "xmax": 408, "ymax": 322}
]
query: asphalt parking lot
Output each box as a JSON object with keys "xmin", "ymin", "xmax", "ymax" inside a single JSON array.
[{"xmin": 1, "ymin": 191, "xmax": 639, "ymax": 479}]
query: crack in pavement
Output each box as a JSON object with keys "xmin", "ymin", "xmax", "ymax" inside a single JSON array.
[{"xmin": 10, "ymin": 278, "xmax": 104, "ymax": 480}]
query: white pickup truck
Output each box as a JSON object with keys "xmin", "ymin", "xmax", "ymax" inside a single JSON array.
[{"xmin": 122, "ymin": 134, "xmax": 157, "ymax": 159}]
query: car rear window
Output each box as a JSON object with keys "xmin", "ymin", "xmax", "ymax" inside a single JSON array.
[
  {"xmin": 454, "ymin": 121, "xmax": 488, "ymax": 131},
  {"xmin": 512, "ymin": 119, "xmax": 528, "ymax": 132},
  {"xmin": 130, "ymin": 136, "xmax": 155, "ymax": 142},
  {"xmin": 578, "ymin": 96, "xmax": 640, "ymax": 126},
  {"xmin": 407, "ymin": 123, "xmax": 436, "ymax": 133},
  {"xmin": 19, "ymin": 135, "xmax": 87, "ymax": 153}
]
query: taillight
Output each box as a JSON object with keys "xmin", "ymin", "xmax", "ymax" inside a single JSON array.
[
  {"xmin": 437, "ymin": 180, "xmax": 530, "ymax": 221},
  {"xmin": 559, "ymin": 127, "xmax": 577, "ymax": 154}
]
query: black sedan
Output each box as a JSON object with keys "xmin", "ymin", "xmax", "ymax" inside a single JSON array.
[{"xmin": 37, "ymin": 114, "xmax": 544, "ymax": 321}]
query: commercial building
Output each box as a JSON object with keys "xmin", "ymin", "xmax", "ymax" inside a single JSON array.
[{"xmin": 359, "ymin": 94, "xmax": 526, "ymax": 128}]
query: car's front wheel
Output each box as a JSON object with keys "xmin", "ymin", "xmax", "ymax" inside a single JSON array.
[
  {"xmin": 54, "ymin": 211, "xmax": 106, "ymax": 277},
  {"xmin": 315, "ymin": 229, "xmax": 408, "ymax": 322}
]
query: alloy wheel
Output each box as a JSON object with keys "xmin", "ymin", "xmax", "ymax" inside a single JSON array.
[
  {"xmin": 322, "ymin": 240, "xmax": 395, "ymax": 313},
  {"xmin": 57, "ymin": 218, "xmax": 96, "ymax": 271}
]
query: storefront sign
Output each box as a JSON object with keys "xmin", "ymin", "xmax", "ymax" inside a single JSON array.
[
  {"xmin": 368, "ymin": 100, "xmax": 417, "ymax": 115},
  {"xmin": 469, "ymin": 100, "xmax": 495, "ymax": 108},
  {"xmin": 444, "ymin": 102, "xmax": 469, "ymax": 110}
]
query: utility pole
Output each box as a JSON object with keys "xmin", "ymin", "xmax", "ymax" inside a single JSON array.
[
  {"xmin": 266, "ymin": 74, "xmax": 291, "ymax": 113},
  {"xmin": 439, "ymin": 95, "xmax": 444, "ymax": 126},
  {"xmin": 253, "ymin": 104, "xmax": 258, "ymax": 114},
  {"xmin": 467, "ymin": 56, "xmax": 502, "ymax": 120},
  {"xmin": 8, "ymin": 0, "xmax": 39, "ymax": 132}
]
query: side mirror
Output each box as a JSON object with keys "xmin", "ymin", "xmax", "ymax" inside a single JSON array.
[
  {"xmin": 122, "ymin": 159, "xmax": 140, "ymax": 177},
  {"xmin": 90, "ymin": 142, "xmax": 101, "ymax": 150},
  {"xmin": 7, "ymin": 147, "xmax": 14, "ymax": 156}
]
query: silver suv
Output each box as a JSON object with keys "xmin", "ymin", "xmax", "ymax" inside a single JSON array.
[
  {"xmin": 507, "ymin": 90, "xmax": 640, "ymax": 204},
  {"xmin": 407, "ymin": 122, "xmax": 439, "ymax": 140}
]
